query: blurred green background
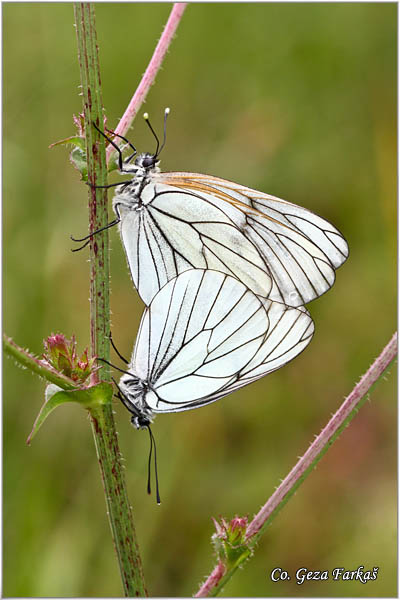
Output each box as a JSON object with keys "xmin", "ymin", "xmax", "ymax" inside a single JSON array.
[{"xmin": 4, "ymin": 3, "xmax": 396, "ymax": 597}]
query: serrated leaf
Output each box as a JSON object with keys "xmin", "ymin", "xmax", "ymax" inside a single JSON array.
[{"xmin": 27, "ymin": 382, "xmax": 113, "ymax": 444}]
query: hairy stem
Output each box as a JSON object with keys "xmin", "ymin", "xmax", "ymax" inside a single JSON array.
[
  {"xmin": 3, "ymin": 334, "xmax": 77, "ymax": 390},
  {"xmin": 74, "ymin": 3, "xmax": 146, "ymax": 596},
  {"xmin": 106, "ymin": 2, "xmax": 187, "ymax": 163},
  {"xmin": 196, "ymin": 332, "xmax": 397, "ymax": 597}
]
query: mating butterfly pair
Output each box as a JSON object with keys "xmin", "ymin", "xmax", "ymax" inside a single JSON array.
[{"xmin": 75, "ymin": 110, "xmax": 348, "ymax": 499}]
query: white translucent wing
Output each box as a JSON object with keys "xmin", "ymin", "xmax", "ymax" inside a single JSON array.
[
  {"xmin": 161, "ymin": 172, "xmax": 349, "ymax": 307},
  {"xmin": 131, "ymin": 269, "xmax": 313, "ymax": 414},
  {"xmin": 204, "ymin": 301, "xmax": 314, "ymax": 401},
  {"xmin": 131, "ymin": 269, "xmax": 271, "ymax": 412},
  {"xmin": 117, "ymin": 181, "xmax": 272, "ymax": 306}
]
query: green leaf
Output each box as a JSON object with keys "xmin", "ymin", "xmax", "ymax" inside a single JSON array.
[
  {"xmin": 49, "ymin": 135, "xmax": 89, "ymax": 180},
  {"xmin": 225, "ymin": 545, "xmax": 252, "ymax": 570},
  {"xmin": 70, "ymin": 146, "xmax": 88, "ymax": 181},
  {"xmin": 50, "ymin": 132, "xmax": 121, "ymax": 181},
  {"xmin": 107, "ymin": 155, "xmax": 120, "ymax": 174},
  {"xmin": 27, "ymin": 381, "xmax": 113, "ymax": 444},
  {"xmin": 50, "ymin": 135, "xmax": 86, "ymax": 151}
]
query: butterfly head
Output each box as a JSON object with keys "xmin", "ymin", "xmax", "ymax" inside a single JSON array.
[
  {"xmin": 112, "ymin": 109, "xmax": 169, "ymax": 178},
  {"xmin": 117, "ymin": 373, "xmax": 160, "ymax": 502},
  {"xmin": 134, "ymin": 152, "xmax": 159, "ymax": 171},
  {"xmin": 131, "ymin": 413, "xmax": 152, "ymax": 430},
  {"xmin": 118, "ymin": 373, "xmax": 154, "ymax": 429}
]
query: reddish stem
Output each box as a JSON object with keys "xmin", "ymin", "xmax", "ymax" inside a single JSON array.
[
  {"xmin": 106, "ymin": 3, "xmax": 187, "ymax": 163},
  {"xmin": 195, "ymin": 332, "xmax": 397, "ymax": 597},
  {"xmin": 196, "ymin": 562, "xmax": 226, "ymax": 598},
  {"xmin": 246, "ymin": 331, "xmax": 397, "ymax": 539}
]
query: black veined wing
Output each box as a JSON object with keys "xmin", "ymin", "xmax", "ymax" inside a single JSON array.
[
  {"xmin": 159, "ymin": 172, "xmax": 349, "ymax": 307},
  {"xmin": 115, "ymin": 178, "xmax": 272, "ymax": 307},
  {"xmin": 118, "ymin": 269, "xmax": 314, "ymax": 423},
  {"xmin": 85, "ymin": 111, "xmax": 348, "ymax": 307}
]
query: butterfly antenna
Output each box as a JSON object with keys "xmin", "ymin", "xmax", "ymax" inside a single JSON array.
[
  {"xmin": 143, "ymin": 112, "xmax": 160, "ymax": 157},
  {"xmin": 158, "ymin": 107, "xmax": 170, "ymax": 156},
  {"xmin": 146, "ymin": 425, "xmax": 153, "ymax": 496},
  {"xmin": 146, "ymin": 425, "xmax": 161, "ymax": 504}
]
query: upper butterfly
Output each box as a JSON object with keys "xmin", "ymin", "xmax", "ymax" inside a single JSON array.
[{"xmin": 75, "ymin": 109, "xmax": 349, "ymax": 307}]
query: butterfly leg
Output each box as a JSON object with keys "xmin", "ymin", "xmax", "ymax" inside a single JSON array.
[
  {"xmin": 93, "ymin": 122, "xmax": 128, "ymax": 172},
  {"xmin": 70, "ymin": 215, "xmax": 121, "ymax": 252},
  {"xmin": 96, "ymin": 357, "xmax": 131, "ymax": 375},
  {"xmin": 108, "ymin": 332, "xmax": 129, "ymax": 364},
  {"xmin": 87, "ymin": 180, "xmax": 133, "ymax": 190},
  {"xmin": 93, "ymin": 122, "xmax": 137, "ymax": 172}
]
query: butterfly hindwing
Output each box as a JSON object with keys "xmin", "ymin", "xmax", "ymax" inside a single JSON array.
[{"xmin": 129, "ymin": 269, "xmax": 314, "ymax": 414}]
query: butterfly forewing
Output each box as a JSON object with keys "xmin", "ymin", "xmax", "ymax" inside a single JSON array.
[
  {"xmin": 160, "ymin": 172, "xmax": 349, "ymax": 307},
  {"xmin": 115, "ymin": 181, "xmax": 273, "ymax": 306}
]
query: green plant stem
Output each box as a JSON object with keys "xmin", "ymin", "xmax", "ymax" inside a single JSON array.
[
  {"xmin": 74, "ymin": 3, "xmax": 146, "ymax": 596},
  {"xmin": 3, "ymin": 334, "xmax": 76, "ymax": 390}
]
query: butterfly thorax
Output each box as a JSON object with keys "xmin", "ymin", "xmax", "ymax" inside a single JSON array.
[
  {"xmin": 114, "ymin": 154, "xmax": 161, "ymax": 212},
  {"xmin": 119, "ymin": 373, "xmax": 154, "ymax": 429}
]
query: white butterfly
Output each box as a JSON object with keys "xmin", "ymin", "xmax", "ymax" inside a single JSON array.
[
  {"xmin": 116, "ymin": 269, "xmax": 314, "ymax": 428},
  {"xmin": 79, "ymin": 109, "xmax": 348, "ymax": 307}
]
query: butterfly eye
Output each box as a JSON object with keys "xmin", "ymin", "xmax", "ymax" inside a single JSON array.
[
  {"xmin": 134, "ymin": 153, "xmax": 157, "ymax": 170},
  {"xmin": 142, "ymin": 156, "xmax": 156, "ymax": 168}
]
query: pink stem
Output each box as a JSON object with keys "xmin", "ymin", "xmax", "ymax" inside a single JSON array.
[
  {"xmin": 195, "ymin": 332, "xmax": 397, "ymax": 596},
  {"xmin": 246, "ymin": 331, "xmax": 397, "ymax": 538},
  {"xmin": 106, "ymin": 3, "xmax": 187, "ymax": 164},
  {"xmin": 196, "ymin": 561, "xmax": 226, "ymax": 598}
]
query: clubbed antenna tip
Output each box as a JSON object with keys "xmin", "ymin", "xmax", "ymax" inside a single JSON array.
[{"xmin": 143, "ymin": 108, "xmax": 170, "ymax": 158}]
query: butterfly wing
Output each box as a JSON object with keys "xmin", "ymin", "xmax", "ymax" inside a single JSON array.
[
  {"xmin": 177, "ymin": 300, "xmax": 314, "ymax": 406},
  {"xmin": 160, "ymin": 172, "xmax": 349, "ymax": 307},
  {"xmin": 116, "ymin": 181, "xmax": 272, "ymax": 306},
  {"xmin": 130, "ymin": 269, "xmax": 313, "ymax": 414},
  {"xmin": 210, "ymin": 300, "xmax": 314, "ymax": 398}
]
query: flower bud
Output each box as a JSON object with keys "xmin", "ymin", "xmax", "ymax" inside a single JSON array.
[
  {"xmin": 211, "ymin": 515, "xmax": 250, "ymax": 568},
  {"xmin": 43, "ymin": 334, "xmax": 95, "ymax": 384},
  {"xmin": 228, "ymin": 517, "xmax": 248, "ymax": 545}
]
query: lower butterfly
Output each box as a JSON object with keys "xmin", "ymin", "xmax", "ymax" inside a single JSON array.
[
  {"xmin": 73, "ymin": 110, "xmax": 349, "ymax": 308},
  {"xmin": 113, "ymin": 268, "xmax": 313, "ymax": 502},
  {"xmin": 117, "ymin": 269, "xmax": 314, "ymax": 426}
]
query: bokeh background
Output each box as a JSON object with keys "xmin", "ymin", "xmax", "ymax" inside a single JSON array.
[{"xmin": 4, "ymin": 3, "xmax": 396, "ymax": 597}]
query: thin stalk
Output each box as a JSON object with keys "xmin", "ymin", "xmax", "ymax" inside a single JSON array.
[
  {"xmin": 3, "ymin": 334, "xmax": 77, "ymax": 391},
  {"xmin": 106, "ymin": 2, "xmax": 187, "ymax": 163},
  {"xmin": 74, "ymin": 4, "xmax": 146, "ymax": 596},
  {"xmin": 196, "ymin": 332, "xmax": 397, "ymax": 597},
  {"xmin": 246, "ymin": 332, "xmax": 397, "ymax": 541}
]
